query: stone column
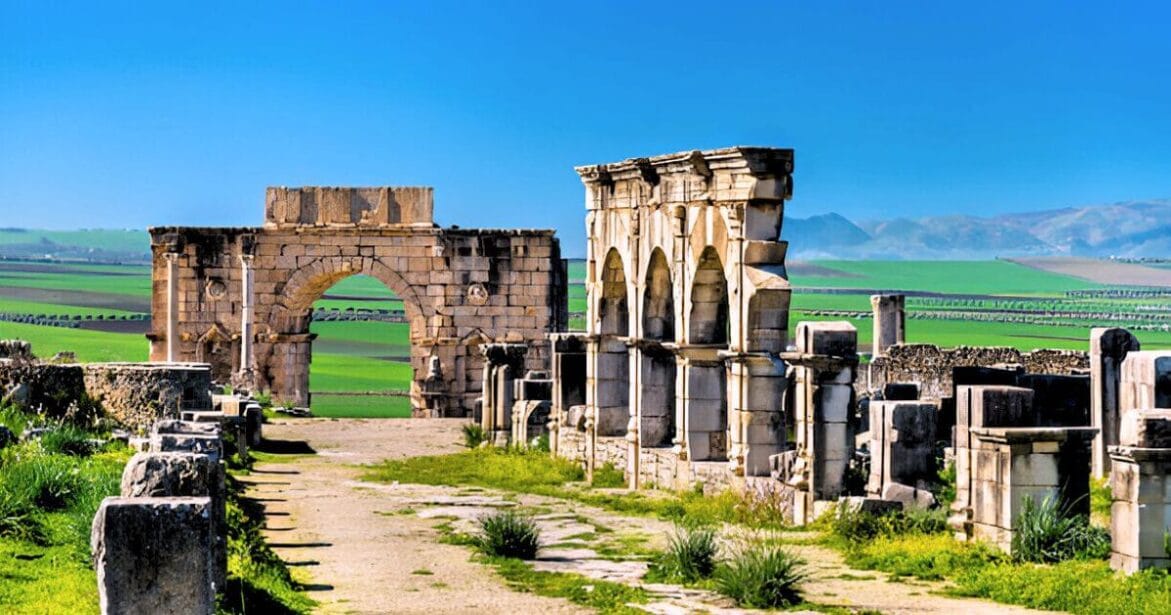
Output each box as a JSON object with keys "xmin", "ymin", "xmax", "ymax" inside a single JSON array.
[
  {"xmin": 870, "ymin": 294, "xmax": 905, "ymax": 357},
  {"xmin": 793, "ymin": 322, "xmax": 857, "ymax": 503},
  {"xmin": 165, "ymin": 253, "xmax": 179, "ymax": 363},
  {"xmin": 726, "ymin": 353, "xmax": 788, "ymax": 477},
  {"xmin": 237, "ymin": 255, "xmax": 255, "ymax": 384},
  {"xmin": 1091, "ymin": 327, "xmax": 1140, "ymax": 477},
  {"xmin": 1110, "ymin": 409, "xmax": 1171, "ymax": 573},
  {"xmin": 968, "ymin": 426, "xmax": 1096, "ymax": 553}
]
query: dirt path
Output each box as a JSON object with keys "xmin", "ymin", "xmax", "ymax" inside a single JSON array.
[{"xmin": 249, "ymin": 418, "xmax": 1052, "ymax": 614}]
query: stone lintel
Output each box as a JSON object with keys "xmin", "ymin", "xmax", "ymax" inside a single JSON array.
[
  {"xmin": 971, "ymin": 426, "xmax": 1098, "ymax": 445},
  {"xmin": 1109, "ymin": 446, "xmax": 1171, "ymax": 463},
  {"xmin": 778, "ymin": 351, "xmax": 858, "ymax": 372}
]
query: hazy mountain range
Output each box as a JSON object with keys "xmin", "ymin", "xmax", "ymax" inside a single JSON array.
[
  {"xmin": 1, "ymin": 199, "xmax": 1169, "ymax": 263},
  {"xmin": 786, "ymin": 199, "xmax": 1171, "ymax": 259}
]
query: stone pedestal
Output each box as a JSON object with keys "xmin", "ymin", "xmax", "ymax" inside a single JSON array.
[
  {"xmin": 867, "ymin": 401, "xmax": 937, "ymax": 495},
  {"xmin": 1110, "ymin": 408, "xmax": 1171, "ymax": 573},
  {"xmin": 953, "ymin": 385, "xmax": 1034, "ymax": 517},
  {"xmin": 966, "ymin": 427, "xmax": 1096, "ymax": 552}
]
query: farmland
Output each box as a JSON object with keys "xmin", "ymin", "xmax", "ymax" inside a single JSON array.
[{"xmin": 2, "ymin": 257, "xmax": 1170, "ymax": 418}]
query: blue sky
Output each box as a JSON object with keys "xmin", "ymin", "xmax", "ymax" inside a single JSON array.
[{"xmin": 2, "ymin": 1, "xmax": 1169, "ymax": 256}]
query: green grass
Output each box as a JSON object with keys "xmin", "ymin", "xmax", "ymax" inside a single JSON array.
[
  {"xmin": 310, "ymin": 394, "xmax": 412, "ymax": 418},
  {"xmin": 789, "ymin": 260, "xmax": 1101, "ymax": 296},
  {"xmin": 0, "ymin": 271, "xmax": 151, "ymax": 297},
  {"xmin": 309, "ymin": 353, "xmax": 413, "ymax": 393},
  {"xmin": 0, "ymin": 298, "xmax": 140, "ymax": 317},
  {"xmin": 362, "ymin": 448, "xmax": 789, "ymax": 528},
  {"xmin": 0, "ymin": 322, "xmax": 146, "ymax": 362},
  {"xmin": 487, "ymin": 556, "xmax": 649, "ymax": 614}
]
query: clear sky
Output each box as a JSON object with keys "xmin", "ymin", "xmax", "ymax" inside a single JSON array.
[{"xmin": 2, "ymin": 1, "xmax": 1169, "ymax": 256}]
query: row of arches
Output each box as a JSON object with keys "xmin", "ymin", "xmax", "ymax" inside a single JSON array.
[{"xmin": 596, "ymin": 246, "xmax": 730, "ymax": 457}]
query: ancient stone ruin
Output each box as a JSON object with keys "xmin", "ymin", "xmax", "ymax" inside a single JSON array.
[{"xmin": 148, "ymin": 186, "xmax": 567, "ymax": 416}]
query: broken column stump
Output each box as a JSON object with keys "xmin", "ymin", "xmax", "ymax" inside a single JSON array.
[
  {"xmin": 91, "ymin": 496, "xmax": 215, "ymax": 615},
  {"xmin": 120, "ymin": 452, "xmax": 227, "ymax": 590},
  {"xmin": 867, "ymin": 401, "xmax": 938, "ymax": 505}
]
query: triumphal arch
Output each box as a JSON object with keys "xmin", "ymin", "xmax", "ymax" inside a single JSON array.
[
  {"xmin": 579, "ymin": 147, "xmax": 794, "ymax": 476},
  {"xmin": 148, "ymin": 186, "xmax": 567, "ymax": 416}
]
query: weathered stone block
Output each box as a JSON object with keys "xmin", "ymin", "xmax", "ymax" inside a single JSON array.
[
  {"xmin": 1120, "ymin": 409, "xmax": 1171, "ymax": 448},
  {"xmin": 91, "ymin": 497, "xmax": 215, "ymax": 615}
]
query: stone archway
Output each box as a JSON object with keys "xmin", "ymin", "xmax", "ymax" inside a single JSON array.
[
  {"xmin": 640, "ymin": 248, "xmax": 675, "ymax": 447},
  {"xmin": 149, "ymin": 185, "xmax": 566, "ymax": 417},
  {"xmin": 264, "ymin": 256, "xmax": 433, "ymax": 412}
]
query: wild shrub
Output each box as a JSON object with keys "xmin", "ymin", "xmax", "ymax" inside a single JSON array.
[
  {"xmin": 1012, "ymin": 495, "xmax": 1110, "ymax": 563},
  {"xmin": 935, "ymin": 461, "xmax": 957, "ymax": 508},
  {"xmin": 461, "ymin": 423, "xmax": 486, "ymax": 448},
  {"xmin": 714, "ymin": 545, "xmax": 806, "ymax": 608},
  {"xmin": 654, "ymin": 525, "xmax": 718, "ymax": 583},
  {"xmin": 253, "ymin": 390, "xmax": 273, "ymax": 409},
  {"xmin": 476, "ymin": 510, "xmax": 541, "ymax": 559}
]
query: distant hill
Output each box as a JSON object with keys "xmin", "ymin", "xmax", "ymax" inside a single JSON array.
[
  {"xmin": 786, "ymin": 199, "xmax": 1171, "ymax": 259},
  {"xmin": 0, "ymin": 228, "xmax": 150, "ymax": 263},
  {"xmin": 4, "ymin": 198, "xmax": 1170, "ymax": 263}
]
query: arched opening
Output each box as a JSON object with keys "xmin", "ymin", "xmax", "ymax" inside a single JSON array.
[
  {"xmin": 595, "ymin": 248, "xmax": 630, "ymax": 436},
  {"xmin": 599, "ymin": 248, "xmax": 629, "ymax": 336},
  {"xmin": 687, "ymin": 246, "xmax": 729, "ymax": 460},
  {"xmin": 266, "ymin": 257, "xmax": 431, "ymax": 418},
  {"xmin": 307, "ymin": 273, "xmax": 413, "ymax": 417},
  {"xmin": 641, "ymin": 249, "xmax": 675, "ymax": 447},
  {"xmin": 689, "ymin": 247, "xmax": 729, "ymax": 344}
]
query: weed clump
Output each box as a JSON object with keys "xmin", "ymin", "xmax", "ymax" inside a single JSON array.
[
  {"xmin": 477, "ymin": 510, "xmax": 541, "ymax": 559},
  {"xmin": 461, "ymin": 423, "xmax": 486, "ymax": 448},
  {"xmin": 714, "ymin": 545, "xmax": 806, "ymax": 608},
  {"xmin": 828, "ymin": 502, "xmax": 947, "ymax": 544},
  {"xmin": 653, "ymin": 525, "xmax": 718, "ymax": 583},
  {"xmin": 1012, "ymin": 495, "xmax": 1110, "ymax": 563}
]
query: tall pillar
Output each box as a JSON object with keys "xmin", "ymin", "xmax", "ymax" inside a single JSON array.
[
  {"xmin": 726, "ymin": 353, "xmax": 788, "ymax": 477},
  {"xmin": 237, "ymin": 255, "xmax": 255, "ymax": 384},
  {"xmin": 793, "ymin": 321, "xmax": 858, "ymax": 501},
  {"xmin": 870, "ymin": 294, "xmax": 905, "ymax": 357},
  {"xmin": 165, "ymin": 253, "xmax": 179, "ymax": 363},
  {"xmin": 1090, "ymin": 327, "xmax": 1140, "ymax": 477}
]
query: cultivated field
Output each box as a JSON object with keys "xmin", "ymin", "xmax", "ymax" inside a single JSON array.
[{"xmin": 3, "ymin": 257, "xmax": 1170, "ymax": 418}]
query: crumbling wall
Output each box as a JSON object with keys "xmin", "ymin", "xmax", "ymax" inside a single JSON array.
[
  {"xmin": 82, "ymin": 363, "xmax": 212, "ymax": 429},
  {"xmin": 865, "ymin": 344, "xmax": 1088, "ymax": 400},
  {"xmin": 0, "ymin": 360, "xmax": 211, "ymax": 430}
]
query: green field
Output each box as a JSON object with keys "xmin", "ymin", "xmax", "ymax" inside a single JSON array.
[{"xmin": 3, "ymin": 258, "xmax": 1171, "ymax": 419}]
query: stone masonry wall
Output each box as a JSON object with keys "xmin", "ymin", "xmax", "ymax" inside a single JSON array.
[
  {"xmin": 149, "ymin": 186, "xmax": 567, "ymax": 416},
  {"xmin": 865, "ymin": 344, "xmax": 1089, "ymax": 400}
]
